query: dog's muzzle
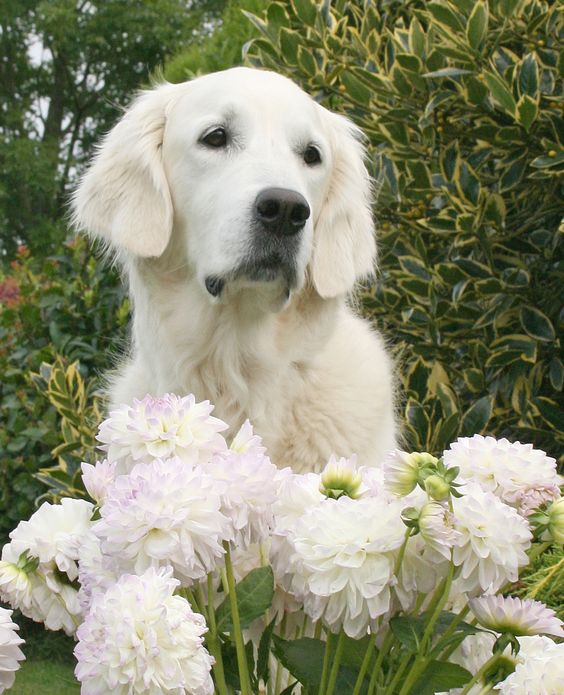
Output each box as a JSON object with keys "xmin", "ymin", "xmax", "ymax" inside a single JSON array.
[{"xmin": 203, "ymin": 188, "xmax": 310, "ymax": 299}]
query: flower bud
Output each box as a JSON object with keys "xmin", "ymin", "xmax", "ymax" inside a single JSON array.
[
  {"xmin": 424, "ymin": 474, "xmax": 451, "ymax": 501},
  {"xmin": 384, "ymin": 451, "xmax": 438, "ymax": 497},
  {"xmin": 547, "ymin": 497, "xmax": 564, "ymax": 544},
  {"xmin": 320, "ymin": 455, "xmax": 363, "ymax": 499}
]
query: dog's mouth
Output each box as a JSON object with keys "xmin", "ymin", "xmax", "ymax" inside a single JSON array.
[{"xmin": 204, "ymin": 251, "xmax": 298, "ymax": 299}]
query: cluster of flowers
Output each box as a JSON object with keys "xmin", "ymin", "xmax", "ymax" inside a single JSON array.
[{"xmin": 0, "ymin": 393, "xmax": 562, "ymax": 694}]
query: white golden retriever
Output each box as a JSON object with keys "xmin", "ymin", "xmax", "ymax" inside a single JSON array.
[{"xmin": 73, "ymin": 67, "xmax": 397, "ymax": 472}]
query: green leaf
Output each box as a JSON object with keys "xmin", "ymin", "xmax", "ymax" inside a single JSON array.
[
  {"xmin": 483, "ymin": 71, "xmax": 516, "ymax": 115},
  {"xmin": 409, "ymin": 660, "xmax": 472, "ymax": 694},
  {"xmin": 290, "ymin": 0, "xmax": 317, "ymax": 25},
  {"xmin": 460, "ymin": 395, "xmax": 492, "ymax": 436},
  {"xmin": 409, "ymin": 17, "xmax": 426, "ymax": 57},
  {"xmin": 340, "ymin": 71, "xmax": 372, "ymax": 105},
  {"xmin": 549, "ymin": 357, "xmax": 564, "ymax": 391},
  {"xmin": 427, "ymin": 3, "xmax": 465, "ymax": 33},
  {"xmin": 257, "ymin": 616, "xmax": 276, "ymax": 684},
  {"xmin": 463, "ymin": 368, "xmax": 484, "ymax": 393},
  {"xmin": 216, "ymin": 566, "xmax": 274, "ymax": 633},
  {"xmin": 422, "ymin": 67, "xmax": 472, "ymax": 79},
  {"xmin": 297, "ymin": 45, "xmax": 317, "ymax": 77},
  {"xmin": 534, "ymin": 397, "xmax": 563, "ymax": 430},
  {"xmin": 456, "ymin": 161, "xmax": 481, "ymax": 206},
  {"xmin": 499, "ymin": 0, "xmax": 523, "ymax": 17},
  {"xmin": 399, "ymin": 256, "xmax": 432, "ymax": 281},
  {"xmin": 530, "ymin": 151, "xmax": 564, "ymax": 168},
  {"xmin": 518, "ymin": 54, "xmax": 539, "ymax": 98},
  {"xmin": 279, "ymin": 28, "xmax": 300, "ymax": 64},
  {"xmin": 520, "ymin": 306, "xmax": 555, "ymax": 342},
  {"xmin": 516, "ymin": 94, "xmax": 538, "ymax": 131},
  {"xmin": 454, "ymin": 258, "xmax": 491, "ymax": 278},
  {"xmin": 466, "ymin": 1, "xmax": 488, "ymax": 50},
  {"xmin": 483, "ymin": 193, "xmax": 506, "ymax": 227},
  {"xmin": 499, "ymin": 157, "xmax": 527, "ymax": 191},
  {"xmin": 390, "ymin": 616, "xmax": 424, "ymax": 653}
]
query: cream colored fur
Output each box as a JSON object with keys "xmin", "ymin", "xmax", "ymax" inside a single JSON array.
[{"xmin": 73, "ymin": 67, "xmax": 397, "ymax": 472}]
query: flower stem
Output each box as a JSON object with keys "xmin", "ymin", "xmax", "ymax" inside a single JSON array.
[
  {"xmin": 318, "ymin": 630, "xmax": 334, "ymax": 695},
  {"xmin": 383, "ymin": 652, "xmax": 411, "ymax": 695},
  {"xmin": 397, "ymin": 559, "xmax": 455, "ymax": 695},
  {"xmin": 205, "ymin": 573, "xmax": 229, "ymax": 695},
  {"xmin": 458, "ymin": 654, "xmax": 502, "ymax": 695},
  {"xmin": 326, "ymin": 630, "xmax": 345, "ymax": 695},
  {"xmin": 367, "ymin": 629, "xmax": 394, "ymax": 695},
  {"xmin": 223, "ymin": 542, "xmax": 253, "ymax": 695},
  {"xmin": 436, "ymin": 605, "xmax": 470, "ymax": 660},
  {"xmin": 352, "ymin": 632, "xmax": 376, "ymax": 695},
  {"xmin": 314, "ymin": 620, "xmax": 323, "ymax": 640},
  {"xmin": 195, "ymin": 583, "xmax": 209, "ymax": 623},
  {"xmin": 394, "ymin": 527, "xmax": 414, "ymax": 577},
  {"xmin": 274, "ymin": 613, "xmax": 287, "ymax": 695}
]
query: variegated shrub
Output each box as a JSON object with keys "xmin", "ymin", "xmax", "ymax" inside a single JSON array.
[{"xmin": 245, "ymin": 0, "xmax": 563, "ymax": 461}]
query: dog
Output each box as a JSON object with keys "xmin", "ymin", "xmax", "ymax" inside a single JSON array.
[{"xmin": 72, "ymin": 67, "xmax": 397, "ymax": 473}]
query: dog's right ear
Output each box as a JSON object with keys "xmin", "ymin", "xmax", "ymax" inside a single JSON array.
[{"xmin": 72, "ymin": 85, "xmax": 174, "ymax": 257}]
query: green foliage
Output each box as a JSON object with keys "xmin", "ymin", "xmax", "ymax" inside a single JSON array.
[
  {"xmin": 164, "ymin": 0, "xmax": 265, "ymax": 82},
  {"xmin": 30, "ymin": 358, "xmax": 103, "ymax": 502},
  {"xmin": 516, "ymin": 545, "xmax": 564, "ymax": 617},
  {"xmin": 245, "ymin": 0, "xmax": 563, "ymax": 461},
  {"xmin": 0, "ymin": 239, "xmax": 126, "ymax": 542},
  {"xmin": 0, "ymin": 0, "xmax": 224, "ymax": 258}
]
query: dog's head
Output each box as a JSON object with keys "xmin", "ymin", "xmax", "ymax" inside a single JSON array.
[{"xmin": 73, "ymin": 67, "xmax": 376, "ymax": 300}]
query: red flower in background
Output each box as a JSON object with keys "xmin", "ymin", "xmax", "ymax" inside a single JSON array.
[{"xmin": 0, "ymin": 277, "xmax": 21, "ymax": 307}]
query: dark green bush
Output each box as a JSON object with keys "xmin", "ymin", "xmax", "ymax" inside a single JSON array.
[
  {"xmin": 246, "ymin": 0, "xmax": 563, "ymax": 462},
  {"xmin": 0, "ymin": 239, "xmax": 127, "ymax": 543}
]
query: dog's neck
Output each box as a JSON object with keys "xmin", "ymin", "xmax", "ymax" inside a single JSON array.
[{"xmin": 122, "ymin": 252, "xmax": 340, "ymax": 432}]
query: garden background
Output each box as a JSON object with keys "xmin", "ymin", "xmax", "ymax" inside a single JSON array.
[{"xmin": 0, "ymin": 0, "xmax": 562, "ymax": 691}]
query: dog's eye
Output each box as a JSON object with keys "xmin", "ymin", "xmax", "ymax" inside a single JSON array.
[
  {"xmin": 200, "ymin": 127, "xmax": 228, "ymax": 148},
  {"xmin": 303, "ymin": 144, "xmax": 322, "ymax": 166}
]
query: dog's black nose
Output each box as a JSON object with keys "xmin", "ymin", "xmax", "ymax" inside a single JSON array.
[{"xmin": 255, "ymin": 188, "xmax": 310, "ymax": 236}]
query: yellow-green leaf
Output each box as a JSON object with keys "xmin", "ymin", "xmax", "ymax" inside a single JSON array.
[
  {"xmin": 483, "ymin": 71, "xmax": 516, "ymax": 115},
  {"xmin": 516, "ymin": 94, "xmax": 538, "ymax": 131},
  {"xmin": 466, "ymin": 1, "xmax": 488, "ymax": 50},
  {"xmin": 290, "ymin": 0, "xmax": 317, "ymax": 25}
]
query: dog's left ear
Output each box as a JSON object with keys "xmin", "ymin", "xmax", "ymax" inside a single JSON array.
[{"xmin": 311, "ymin": 112, "xmax": 376, "ymax": 298}]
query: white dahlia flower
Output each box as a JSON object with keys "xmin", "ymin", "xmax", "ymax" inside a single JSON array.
[
  {"xmin": 0, "ymin": 557, "xmax": 33, "ymax": 613},
  {"xmin": 418, "ymin": 501, "xmax": 461, "ymax": 560},
  {"xmin": 269, "ymin": 471, "xmax": 324, "ymax": 593},
  {"xmin": 496, "ymin": 635, "xmax": 564, "ymax": 694},
  {"xmin": 451, "ymin": 483, "xmax": 531, "ymax": 595},
  {"xmin": 0, "ymin": 499, "xmax": 94, "ymax": 634},
  {"xmin": 0, "ymin": 543, "xmax": 81, "ymax": 635},
  {"xmin": 229, "ymin": 419, "xmax": 266, "ymax": 456},
  {"xmin": 444, "ymin": 435, "xmax": 561, "ymax": 516},
  {"xmin": 81, "ymin": 459, "xmax": 116, "ymax": 504},
  {"xmin": 94, "ymin": 458, "xmax": 233, "ymax": 584},
  {"xmin": 96, "ymin": 393, "xmax": 228, "ymax": 473},
  {"xmin": 75, "ymin": 567, "xmax": 214, "ymax": 695},
  {"xmin": 205, "ymin": 446, "xmax": 279, "ymax": 548},
  {"xmin": 470, "ymin": 595, "xmax": 564, "ymax": 638},
  {"xmin": 7, "ymin": 498, "xmax": 94, "ymax": 582},
  {"xmin": 288, "ymin": 495, "xmax": 406, "ymax": 638},
  {"xmin": 0, "ymin": 607, "xmax": 25, "ymax": 694},
  {"xmin": 77, "ymin": 533, "xmax": 120, "ymax": 612}
]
